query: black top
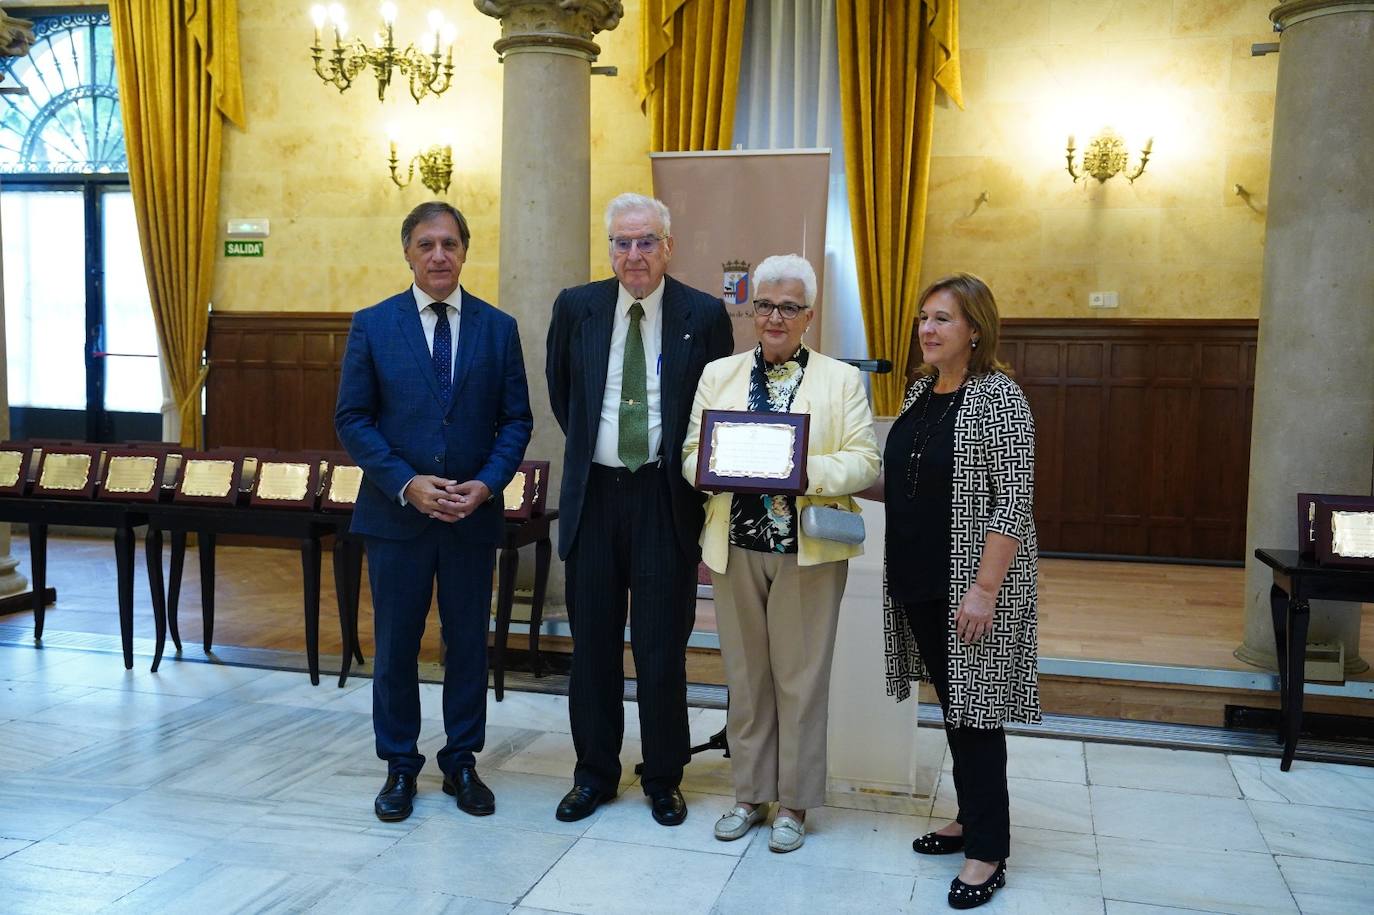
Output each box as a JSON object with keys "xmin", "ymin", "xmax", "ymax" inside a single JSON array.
[
  {"xmin": 884, "ymin": 386, "xmax": 964, "ymax": 603},
  {"xmin": 729, "ymin": 345, "xmax": 809, "ymax": 554}
]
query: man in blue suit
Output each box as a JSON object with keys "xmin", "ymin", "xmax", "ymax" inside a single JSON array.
[{"xmin": 335, "ymin": 201, "xmax": 532, "ymax": 822}]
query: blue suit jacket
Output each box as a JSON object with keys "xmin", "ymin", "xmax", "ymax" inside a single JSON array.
[{"xmin": 334, "ymin": 286, "xmax": 533, "ymax": 544}]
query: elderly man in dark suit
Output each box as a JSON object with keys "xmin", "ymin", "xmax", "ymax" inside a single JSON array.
[
  {"xmin": 336, "ymin": 201, "xmax": 532, "ymax": 823},
  {"xmin": 546, "ymin": 193, "xmax": 733, "ymax": 825}
]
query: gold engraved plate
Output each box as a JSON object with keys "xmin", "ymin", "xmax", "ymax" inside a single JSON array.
[
  {"xmin": 183, "ymin": 459, "xmax": 235, "ymax": 497},
  {"xmin": 105, "ymin": 456, "xmax": 158, "ymax": 493},
  {"xmin": 327, "ymin": 465, "xmax": 363, "ymax": 504},
  {"xmin": 0, "ymin": 451, "xmax": 21, "ymax": 488},
  {"xmin": 708, "ymin": 422, "xmax": 796, "ymax": 479},
  {"xmin": 1332, "ymin": 511, "xmax": 1374, "ymax": 559},
  {"xmin": 257, "ymin": 462, "xmax": 310, "ymax": 501},
  {"xmin": 504, "ymin": 471, "xmax": 527, "ymax": 511},
  {"xmin": 40, "ymin": 453, "xmax": 92, "ymax": 491}
]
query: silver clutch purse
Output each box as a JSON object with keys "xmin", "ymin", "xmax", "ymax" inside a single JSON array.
[{"xmin": 799, "ymin": 505, "xmax": 865, "ymax": 545}]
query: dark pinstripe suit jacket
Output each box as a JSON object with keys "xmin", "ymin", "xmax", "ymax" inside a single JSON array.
[{"xmin": 545, "ymin": 275, "xmax": 732, "ymax": 561}]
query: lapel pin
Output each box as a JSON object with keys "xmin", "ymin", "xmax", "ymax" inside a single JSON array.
[{"xmin": 683, "ymin": 333, "xmax": 691, "ymax": 340}]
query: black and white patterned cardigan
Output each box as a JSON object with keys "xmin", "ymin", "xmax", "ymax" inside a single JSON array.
[{"xmin": 882, "ymin": 369, "xmax": 1043, "ymax": 728}]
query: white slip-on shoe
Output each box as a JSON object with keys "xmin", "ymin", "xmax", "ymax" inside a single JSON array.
[
  {"xmin": 714, "ymin": 804, "xmax": 767, "ymax": 841},
  {"xmin": 768, "ymin": 814, "xmax": 805, "ymax": 853}
]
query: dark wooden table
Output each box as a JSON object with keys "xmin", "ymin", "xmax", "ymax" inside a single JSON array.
[
  {"xmin": 1254, "ymin": 548, "xmax": 1374, "ymax": 770},
  {"xmin": 0, "ymin": 497, "xmax": 145, "ymax": 668}
]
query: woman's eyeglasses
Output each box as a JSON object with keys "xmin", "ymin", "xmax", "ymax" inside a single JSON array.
[{"xmin": 753, "ymin": 299, "xmax": 809, "ymax": 320}]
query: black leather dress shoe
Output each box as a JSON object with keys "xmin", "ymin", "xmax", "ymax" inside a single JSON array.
[
  {"xmin": 649, "ymin": 787, "xmax": 687, "ymax": 826},
  {"xmin": 556, "ymin": 785, "xmax": 614, "ymax": 822},
  {"xmin": 442, "ymin": 766, "xmax": 495, "ymax": 816},
  {"xmin": 374, "ymin": 772, "xmax": 417, "ymax": 822}
]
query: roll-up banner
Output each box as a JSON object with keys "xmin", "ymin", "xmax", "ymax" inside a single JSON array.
[{"xmin": 650, "ymin": 149, "xmax": 830, "ymax": 354}]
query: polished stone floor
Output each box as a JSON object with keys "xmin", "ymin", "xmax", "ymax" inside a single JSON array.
[{"xmin": 1, "ymin": 643, "xmax": 1372, "ymax": 914}]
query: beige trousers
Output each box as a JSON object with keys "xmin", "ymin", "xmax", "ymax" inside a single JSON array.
[{"xmin": 711, "ymin": 547, "xmax": 848, "ymax": 810}]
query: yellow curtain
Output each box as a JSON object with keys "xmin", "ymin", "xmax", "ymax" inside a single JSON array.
[
  {"xmin": 838, "ymin": 0, "xmax": 961, "ymax": 414},
  {"xmin": 110, "ymin": 0, "xmax": 245, "ymax": 447},
  {"xmin": 641, "ymin": 0, "xmax": 748, "ymax": 151}
]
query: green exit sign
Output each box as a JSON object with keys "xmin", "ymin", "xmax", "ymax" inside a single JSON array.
[{"xmin": 225, "ymin": 240, "xmax": 264, "ymax": 257}]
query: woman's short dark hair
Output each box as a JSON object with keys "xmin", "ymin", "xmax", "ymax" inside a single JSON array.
[
  {"xmin": 401, "ymin": 201, "xmax": 471, "ymax": 251},
  {"xmin": 912, "ymin": 272, "xmax": 1011, "ymax": 379}
]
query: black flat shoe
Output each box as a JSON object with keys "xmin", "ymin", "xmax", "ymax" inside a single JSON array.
[
  {"xmin": 648, "ymin": 787, "xmax": 687, "ymax": 826},
  {"xmin": 442, "ymin": 765, "xmax": 495, "ymax": 816},
  {"xmin": 556, "ymin": 785, "xmax": 614, "ymax": 822},
  {"xmin": 948, "ymin": 861, "xmax": 1006, "ymax": 910},
  {"xmin": 913, "ymin": 831, "xmax": 966, "ymax": 855},
  {"xmin": 374, "ymin": 772, "xmax": 417, "ymax": 822}
]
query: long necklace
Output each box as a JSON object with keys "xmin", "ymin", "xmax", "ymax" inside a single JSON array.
[{"xmin": 904, "ymin": 375, "xmax": 967, "ymax": 499}]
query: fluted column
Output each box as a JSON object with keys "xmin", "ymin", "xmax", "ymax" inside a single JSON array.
[
  {"xmin": 475, "ymin": 1, "xmax": 623, "ymax": 613},
  {"xmin": 1237, "ymin": 0, "xmax": 1374, "ymax": 674}
]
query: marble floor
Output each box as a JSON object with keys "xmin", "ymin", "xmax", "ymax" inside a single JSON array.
[{"xmin": 1, "ymin": 644, "xmax": 1372, "ymax": 914}]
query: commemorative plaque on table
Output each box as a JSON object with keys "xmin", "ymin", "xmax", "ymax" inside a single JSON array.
[
  {"xmin": 0, "ymin": 443, "xmax": 34, "ymax": 496},
  {"xmin": 695, "ymin": 409, "xmax": 809, "ymax": 495},
  {"xmin": 321, "ymin": 462, "xmax": 363, "ymax": 511},
  {"xmin": 1312, "ymin": 495, "xmax": 1374, "ymax": 570},
  {"xmin": 97, "ymin": 450, "xmax": 166, "ymax": 502},
  {"xmin": 34, "ymin": 448, "xmax": 102, "ymax": 499},
  {"xmin": 503, "ymin": 460, "xmax": 550, "ymax": 519},
  {"xmin": 174, "ymin": 451, "xmax": 243, "ymax": 506},
  {"xmin": 250, "ymin": 455, "xmax": 320, "ymax": 509}
]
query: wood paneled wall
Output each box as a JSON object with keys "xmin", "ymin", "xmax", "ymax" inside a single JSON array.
[{"xmin": 209, "ymin": 313, "xmax": 1258, "ymax": 561}]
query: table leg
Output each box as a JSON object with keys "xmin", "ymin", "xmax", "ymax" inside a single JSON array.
[
  {"xmin": 332, "ymin": 538, "xmax": 354, "ymax": 688},
  {"xmin": 348, "ymin": 542, "xmax": 365, "ymax": 665},
  {"xmin": 113, "ymin": 524, "xmax": 134, "ymax": 670},
  {"xmin": 199, "ymin": 532, "xmax": 216, "ymax": 652},
  {"xmin": 1282, "ymin": 599, "xmax": 1311, "ymax": 772},
  {"xmin": 168, "ymin": 530, "xmax": 186, "ymax": 652},
  {"xmin": 1269, "ymin": 583, "xmax": 1289, "ymax": 746},
  {"xmin": 28, "ymin": 522, "xmax": 48, "ymax": 640},
  {"xmin": 530, "ymin": 536, "xmax": 551, "ymax": 678},
  {"xmin": 302, "ymin": 536, "xmax": 321, "ymax": 686},
  {"xmin": 492, "ymin": 546, "xmax": 518, "ymax": 701},
  {"xmin": 146, "ymin": 527, "xmax": 167, "ymax": 672}
]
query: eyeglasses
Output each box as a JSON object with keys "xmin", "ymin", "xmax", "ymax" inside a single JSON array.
[
  {"xmin": 609, "ymin": 235, "xmax": 664, "ymax": 255},
  {"xmin": 753, "ymin": 299, "xmax": 809, "ymax": 320}
]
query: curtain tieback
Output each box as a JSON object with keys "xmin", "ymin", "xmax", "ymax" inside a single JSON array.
[{"xmin": 175, "ymin": 365, "xmax": 211, "ymax": 415}]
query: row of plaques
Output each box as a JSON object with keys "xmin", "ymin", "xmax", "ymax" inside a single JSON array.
[
  {"xmin": 0, "ymin": 443, "xmax": 549, "ymax": 519},
  {"xmin": 1297, "ymin": 492, "xmax": 1374, "ymax": 570}
]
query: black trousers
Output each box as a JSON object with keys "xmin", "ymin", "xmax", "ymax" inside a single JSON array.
[
  {"xmin": 566, "ymin": 463, "xmax": 697, "ymax": 795},
  {"xmin": 903, "ymin": 597, "xmax": 1010, "ymax": 862}
]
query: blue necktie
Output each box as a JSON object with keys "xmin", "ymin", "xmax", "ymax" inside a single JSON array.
[{"xmin": 430, "ymin": 302, "xmax": 452, "ymax": 405}]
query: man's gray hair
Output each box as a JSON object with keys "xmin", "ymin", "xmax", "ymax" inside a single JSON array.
[
  {"xmin": 402, "ymin": 201, "xmax": 470, "ymax": 251},
  {"xmin": 604, "ymin": 192, "xmax": 672, "ymax": 237},
  {"xmin": 753, "ymin": 254, "xmax": 817, "ymax": 307}
]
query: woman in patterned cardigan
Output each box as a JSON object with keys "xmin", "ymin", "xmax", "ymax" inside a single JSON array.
[{"xmin": 874, "ymin": 273, "xmax": 1040, "ymax": 910}]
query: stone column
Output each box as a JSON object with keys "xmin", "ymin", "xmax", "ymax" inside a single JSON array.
[
  {"xmin": 1237, "ymin": 0, "xmax": 1374, "ymax": 674},
  {"xmin": 476, "ymin": 0, "xmax": 623, "ymax": 614}
]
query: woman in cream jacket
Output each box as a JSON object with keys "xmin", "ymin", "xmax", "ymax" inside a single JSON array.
[{"xmin": 682, "ymin": 254, "xmax": 879, "ymax": 852}]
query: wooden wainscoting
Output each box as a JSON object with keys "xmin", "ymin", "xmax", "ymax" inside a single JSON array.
[
  {"xmin": 206, "ymin": 311, "xmax": 352, "ymax": 450},
  {"xmin": 997, "ymin": 319, "xmax": 1257, "ymax": 561}
]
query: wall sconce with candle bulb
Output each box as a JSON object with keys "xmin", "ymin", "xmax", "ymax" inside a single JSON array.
[
  {"xmin": 388, "ymin": 136, "xmax": 453, "ymax": 196},
  {"xmin": 1066, "ymin": 128, "xmax": 1152, "ymax": 184},
  {"xmin": 309, "ymin": 2, "xmax": 455, "ymax": 102}
]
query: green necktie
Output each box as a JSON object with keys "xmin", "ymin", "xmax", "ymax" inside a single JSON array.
[{"xmin": 618, "ymin": 302, "xmax": 649, "ymax": 471}]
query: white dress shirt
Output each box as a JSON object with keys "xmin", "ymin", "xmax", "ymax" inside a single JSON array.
[
  {"xmin": 399, "ymin": 283, "xmax": 462, "ymax": 504},
  {"xmin": 593, "ymin": 279, "xmax": 665, "ymax": 467}
]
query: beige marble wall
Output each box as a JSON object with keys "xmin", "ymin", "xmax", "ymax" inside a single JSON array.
[
  {"xmin": 921, "ymin": 0, "xmax": 1278, "ymax": 318},
  {"xmin": 215, "ymin": 0, "xmax": 652, "ymax": 312}
]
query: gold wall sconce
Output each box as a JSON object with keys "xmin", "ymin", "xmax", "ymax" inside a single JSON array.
[
  {"xmin": 1066, "ymin": 128, "xmax": 1152, "ymax": 184},
  {"xmin": 309, "ymin": 3, "xmax": 455, "ymax": 102},
  {"xmin": 389, "ymin": 140, "xmax": 452, "ymax": 196}
]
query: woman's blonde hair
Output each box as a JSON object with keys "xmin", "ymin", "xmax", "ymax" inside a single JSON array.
[{"xmin": 911, "ymin": 272, "xmax": 1011, "ymax": 380}]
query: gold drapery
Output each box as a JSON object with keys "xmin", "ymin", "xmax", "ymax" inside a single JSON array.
[
  {"xmin": 838, "ymin": 0, "xmax": 961, "ymax": 414},
  {"xmin": 110, "ymin": 0, "xmax": 245, "ymax": 446},
  {"xmin": 641, "ymin": 0, "xmax": 748, "ymax": 151}
]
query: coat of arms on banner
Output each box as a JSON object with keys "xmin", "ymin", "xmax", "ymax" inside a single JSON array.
[{"xmin": 723, "ymin": 260, "xmax": 750, "ymax": 307}]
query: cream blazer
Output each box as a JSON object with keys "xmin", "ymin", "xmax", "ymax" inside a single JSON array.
[{"xmin": 683, "ymin": 349, "xmax": 880, "ymax": 574}]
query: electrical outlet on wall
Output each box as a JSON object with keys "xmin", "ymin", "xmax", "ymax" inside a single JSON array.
[{"xmin": 1088, "ymin": 291, "xmax": 1119, "ymax": 309}]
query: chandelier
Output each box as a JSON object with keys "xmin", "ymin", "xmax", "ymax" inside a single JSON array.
[{"xmin": 309, "ymin": 3, "xmax": 455, "ymax": 103}]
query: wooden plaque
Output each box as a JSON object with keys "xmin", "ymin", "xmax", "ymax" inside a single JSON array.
[
  {"xmin": 321, "ymin": 462, "xmax": 364, "ymax": 511},
  {"xmin": 97, "ymin": 450, "xmax": 166, "ymax": 502},
  {"xmin": 1315, "ymin": 495, "xmax": 1374, "ymax": 570},
  {"xmin": 0, "ymin": 444, "xmax": 34, "ymax": 496},
  {"xmin": 34, "ymin": 448, "xmax": 102, "ymax": 499},
  {"xmin": 250, "ymin": 455, "xmax": 321, "ymax": 509},
  {"xmin": 503, "ymin": 460, "xmax": 550, "ymax": 520},
  {"xmin": 695, "ymin": 409, "xmax": 810, "ymax": 496},
  {"xmin": 174, "ymin": 451, "xmax": 244, "ymax": 506}
]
